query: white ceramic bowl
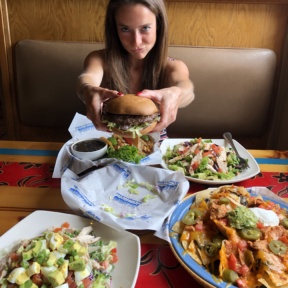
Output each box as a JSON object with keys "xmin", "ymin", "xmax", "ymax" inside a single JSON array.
[{"xmin": 71, "ymin": 138, "xmax": 108, "ymax": 160}]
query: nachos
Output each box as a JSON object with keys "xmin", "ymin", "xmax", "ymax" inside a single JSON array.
[{"xmin": 173, "ymin": 185, "xmax": 288, "ymax": 288}]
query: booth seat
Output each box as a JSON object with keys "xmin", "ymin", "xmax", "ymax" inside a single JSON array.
[{"xmin": 13, "ymin": 40, "xmax": 276, "ymax": 148}]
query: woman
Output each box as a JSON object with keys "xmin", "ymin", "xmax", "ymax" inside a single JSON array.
[{"xmin": 77, "ymin": 0, "xmax": 194, "ymax": 138}]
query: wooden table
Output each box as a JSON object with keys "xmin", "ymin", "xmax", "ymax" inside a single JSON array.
[{"xmin": 0, "ymin": 140, "xmax": 287, "ymax": 287}]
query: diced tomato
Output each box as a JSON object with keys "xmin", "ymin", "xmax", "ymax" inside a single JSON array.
[
  {"xmin": 61, "ymin": 222, "xmax": 70, "ymax": 228},
  {"xmin": 66, "ymin": 271, "xmax": 77, "ymax": 288},
  {"xmin": 110, "ymin": 248, "xmax": 118, "ymax": 263},
  {"xmin": 256, "ymin": 221, "xmax": 265, "ymax": 229},
  {"xmin": 53, "ymin": 222, "xmax": 70, "ymax": 232},
  {"xmin": 258, "ymin": 200, "xmax": 276, "ymax": 210},
  {"xmin": 53, "ymin": 227, "xmax": 62, "ymax": 232},
  {"xmin": 238, "ymin": 265, "xmax": 249, "ymax": 275},
  {"xmin": 9, "ymin": 252, "xmax": 20, "ymax": 261},
  {"xmin": 228, "ymin": 253, "xmax": 238, "ymax": 272},
  {"xmin": 82, "ymin": 277, "xmax": 93, "ymax": 288},
  {"xmin": 236, "ymin": 278, "xmax": 248, "ymax": 288},
  {"xmin": 101, "ymin": 260, "xmax": 110, "ymax": 270},
  {"xmin": 194, "ymin": 148, "xmax": 201, "ymax": 155},
  {"xmin": 191, "ymin": 162, "xmax": 200, "ymax": 171},
  {"xmin": 111, "ymin": 253, "xmax": 118, "ymax": 264},
  {"xmin": 210, "ymin": 144, "xmax": 222, "ymax": 156},
  {"xmin": 279, "ymin": 235, "xmax": 288, "ymax": 245},
  {"xmin": 237, "ymin": 240, "xmax": 248, "ymax": 251},
  {"xmin": 31, "ymin": 274, "xmax": 44, "ymax": 286},
  {"xmin": 123, "ymin": 137, "xmax": 133, "ymax": 145},
  {"xmin": 194, "ymin": 223, "xmax": 204, "ymax": 231}
]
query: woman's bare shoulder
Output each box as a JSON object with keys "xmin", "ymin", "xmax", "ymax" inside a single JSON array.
[
  {"xmin": 166, "ymin": 56, "xmax": 189, "ymax": 73},
  {"xmin": 84, "ymin": 49, "xmax": 106, "ymax": 68}
]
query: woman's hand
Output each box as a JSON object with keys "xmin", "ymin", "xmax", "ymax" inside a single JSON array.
[
  {"xmin": 81, "ymin": 85, "xmax": 122, "ymax": 131},
  {"xmin": 137, "ymin": 59, "xmax": 194, "ymax": 132},
  {"xmin": 137, "ymin": 87, "xmax": 181, "ymax": 132}
]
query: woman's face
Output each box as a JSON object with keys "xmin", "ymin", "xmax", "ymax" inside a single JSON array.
[{"xmin": 115, "ymin": 4, "xmax": 157, "ymax": 60}]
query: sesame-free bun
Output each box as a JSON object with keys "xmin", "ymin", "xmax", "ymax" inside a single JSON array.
[
  {"xmin": 105, "ymin": 94, "xmax": 159, "ymax": 115},
  {"xmin": 102, "ymin": 94, "xmax": 160, "ymax": 138}
]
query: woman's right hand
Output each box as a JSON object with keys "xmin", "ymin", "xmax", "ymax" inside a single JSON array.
[{"xmin": 81, "ymin": 85, "xmax": 122, "ymax": 131}]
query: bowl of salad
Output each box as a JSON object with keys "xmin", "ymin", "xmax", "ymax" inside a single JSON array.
[{"xmin": 160, "ymin": 137, "xmax": 260, "ymax": 184}]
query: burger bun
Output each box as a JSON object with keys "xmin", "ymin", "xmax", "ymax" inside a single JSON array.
[{"xmin": 105, "ymin": 94, "xmax": 159, "ymax": 115}]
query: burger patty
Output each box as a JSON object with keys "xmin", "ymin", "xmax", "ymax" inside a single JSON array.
[{"xmin": 103, "ymin": 112, "xmax": 159, "ymax": 131}]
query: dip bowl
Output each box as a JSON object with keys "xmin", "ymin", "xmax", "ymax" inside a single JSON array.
[{"xmin": 71, "ymin": 138, "xmax": 108, "ymax": 160}]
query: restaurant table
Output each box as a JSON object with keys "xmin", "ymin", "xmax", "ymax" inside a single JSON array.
[{"xmin": 0, "ymin": 140, "xmax": 287, "ymax": 288}]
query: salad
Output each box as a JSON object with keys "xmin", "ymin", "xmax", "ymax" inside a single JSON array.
[
  {"xmin": 0, "ymin": 222, "xmax": 118, "ymax": 288},
  {"xmin": 101, "ymin": 134, "xmax": 154, "ymax": 164},
  {"xmin": 163, "ymin": 137, "xmax": 247, "ymax": 180}
]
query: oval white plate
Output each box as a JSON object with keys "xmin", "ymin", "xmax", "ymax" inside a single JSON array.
[{"xmin": 160, "ymin": 138, "xmax": 260, "ymax": 185}]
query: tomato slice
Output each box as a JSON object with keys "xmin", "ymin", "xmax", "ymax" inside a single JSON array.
[
  {"xmin": 82, "ymin": 277, "xmax": 93, "ymax": 288},
  {"xmin": 61, "ymin": 222, "xmax": 70, "ymax": 228},
  {"xmin": 123, "ymin": 137, "xmax": 133, "ymax": 145},
  {"xmin": 9, "ymin": 252, "xmax": 20, "ymax": 261},
  {"xmin": 228, "ymin": 253, "xmax": 238, "ymax": 272}
]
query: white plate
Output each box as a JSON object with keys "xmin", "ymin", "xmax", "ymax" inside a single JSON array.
[
  {"xmin": 0, "ymin": 210, "xmax": 140, "ymax": 288},
  {"xmin": 160, "ymin": 138, "xmax": 260, "ymax": 185}
]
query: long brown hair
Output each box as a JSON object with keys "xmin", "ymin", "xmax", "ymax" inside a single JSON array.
[{"xmin": 104, "ymin": 0, "xmax": 169, "ymax": 94}]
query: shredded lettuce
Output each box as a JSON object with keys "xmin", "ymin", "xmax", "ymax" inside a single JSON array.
[{"xmin": 107, "ymin": 146, "xmax": 143, "ymax": 164}]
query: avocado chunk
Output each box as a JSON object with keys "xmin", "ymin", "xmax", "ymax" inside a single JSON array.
[
  {"xmin": 69, "ymin": 258, "xmax": 86, "ymax": 271},
  {"xmin": 22, "ymin": 239, "xmax": 44, "ymax": 260},
  {"xmin": 47, "ymin": 269, "xmax": 65, "ymax": 287},
  {"xmin": 19, "ymin": 279, "xmax": 38, "ymax": 288},
  {"xmin": 22, "ymin": 249, "xmax": 33, "ymax": 261}
]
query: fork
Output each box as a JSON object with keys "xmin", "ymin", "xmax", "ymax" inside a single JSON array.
[{"xmin": 223, "ymin": 132, "xmax": 249, "ymax": 169}]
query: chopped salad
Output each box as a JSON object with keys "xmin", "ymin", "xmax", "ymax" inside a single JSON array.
[
  {"xmin": 163, "ymin": 137, "xmax": 248, "ymax": 180},
  {"xmin": 0, "ymin": 222, "xmax": 118, "ymax": 288}
]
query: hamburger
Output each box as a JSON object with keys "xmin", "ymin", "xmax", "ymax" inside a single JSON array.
[{"xmin": 102, "ymin": 94, "xmax": 160, "ymax": 138}]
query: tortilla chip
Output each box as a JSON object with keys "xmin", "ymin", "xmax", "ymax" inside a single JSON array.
[
  {"xmin": 266, "ymin": 270, "xmax": 288, "ymax": 287},
  {"xmin": 187, "ymin": 240, "xmax": 202, "ymax": 265},
  {"xmin": 258, "ymin": 271, "xmax": 288, "ymax": 288},
  {"xmin": 210, "ymin": 185, "xmax": 250, "ymax": 204},
  {"xmin": 171, "ymin": 221, "xmax": 185, "ymax": 234},
  {"xmin": 219, "ymin": 240, "xmax": 229, "ymax": 276},
  {"xmin": 196, "ymin": 246, "xmax": 219, "ymax": 267},
  {"xmin": 194, "ymin": 188, "xmax": 215, "ymax": 205}
]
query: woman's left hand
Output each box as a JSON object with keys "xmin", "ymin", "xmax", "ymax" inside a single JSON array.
[{"xmin": 137, "ymin": 87, "xmax": 181, "ymax": 132}]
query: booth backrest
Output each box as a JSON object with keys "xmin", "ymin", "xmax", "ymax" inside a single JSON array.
[{"xmin": 14, "ymin": 40, "xmax": 276, "ymax": 146}]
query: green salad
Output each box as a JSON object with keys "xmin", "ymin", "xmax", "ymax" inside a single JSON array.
[{"xmin": 163, "ymin": 137, "xmax": 247, "ymax": 180}]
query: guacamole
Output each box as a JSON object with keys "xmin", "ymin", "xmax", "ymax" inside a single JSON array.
[{"xmin": 227, "ymin": 206, "xmax": 258, "ymax": 229}]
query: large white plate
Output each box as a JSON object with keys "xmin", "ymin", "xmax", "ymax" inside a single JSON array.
[
  {"xmin": 0, "ymin": 211, "xmax": 140, "ymax": 288},
  {"xmin": 168, "ymin": 190, "xmax": 288, "ymax": 288},
  {"xmin": 160, "ymin": 138, "xmax": 260, "ymax": 185}
]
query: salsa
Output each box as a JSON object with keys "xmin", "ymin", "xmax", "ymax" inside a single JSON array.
[{"xmin": 73, "ymin": 139, "xmax": 106, "ymax": 152}]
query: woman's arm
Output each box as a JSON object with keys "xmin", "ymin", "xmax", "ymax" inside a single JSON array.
[
  {"xmin": 137, "ymin": 59, "xmax": 195, "ymax": 132},
  {"xmin": 163, "ymin": 58, "xmax": 195, "ymax": 108},
  {"xmin": 76, "ymin": 51, "xmax": 121, "ymax": 131}
]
